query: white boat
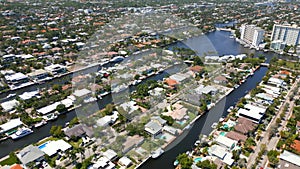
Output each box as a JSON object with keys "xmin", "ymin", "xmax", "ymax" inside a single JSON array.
[
  {"xmin": 227, "ymin": 106, "xmax": 234, "ymax": 113},
  {"xmin": 110, "ymin": 56, "xmax": 124, "ymax": 63},
  {"xmin": 44, "ymin": 113, "xmax": 58, "ymax": 121},
  {"xmin": 132, "ymin": 80, "xmax": 142, "ymax": 86},
  {"xmin": 11, "ymin": 128, "xmax": 33, "ymax": 140},
  {"xmin": 211, "ymin": 122, "xmax": 218, "ymax": 129},
  {"xmin": 34, "ymin": 120, "xmax": 47, "ymax": 128},
  {"xmin": 84, "ymin": 97, "xmax": 97, "ymax": 103},
  {"xmin": 100, "ymin": 91, "xmax": 110, "ymax": 97},
  {"xmin": 151, "ymin": 148, "xmax": 164, "ymax": 159},
  {"xmin": 6, "ymin": 93, "xmax": 16, "ymax": 98}
]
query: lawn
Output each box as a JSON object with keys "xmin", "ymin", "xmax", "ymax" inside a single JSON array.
[
  {"xmin": 0, "ymin": 153, "xmax": 20, "ymax": 166},
  {"xmin": 34, "ymin": 136, "xmax": 59, "ymax": 146}
]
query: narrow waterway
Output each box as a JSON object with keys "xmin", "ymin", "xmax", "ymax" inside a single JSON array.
[
  {"xmin": 139, "ymin": 66, "xmax": 268, "ymax": 169},
  {"xmin": 0, "ymin": 30, "xmax": 276, "ymax": 160}
]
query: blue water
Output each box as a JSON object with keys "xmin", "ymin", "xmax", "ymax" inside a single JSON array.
[
  {"xmin": 38, "ymin": 142, "xmax": 48, "ymax": 149},
  {"xmin": 176, "ymin": 121, "xmax": 185, "ymax": 126},
  {"xmin": 220, "ymin": 132, "xmax": 227, "ymax": 136},
  {"xmin": 194, "ymin": 157, "xmax": 202, "ymax": 163}
]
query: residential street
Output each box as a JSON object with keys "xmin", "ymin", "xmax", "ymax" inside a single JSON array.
[{"xmin": 247, "ymin": 78, "xmax": 300, "ymax": 168}]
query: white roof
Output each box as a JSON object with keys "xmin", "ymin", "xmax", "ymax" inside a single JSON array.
[
  {"xmin": 39, "ymin": 140, "xmax": 72, "ymax": 156},
  {"xmin": 280, "ymin": 150, "xmax": 300, "ymax": 166},
  {"xmin": 119, "ymin": 101, "xmax": 138, "ymax": 114},
  {"xmin": 5, "ymin": 72, "xmax": 28, "ymax": 81},
  {"xmin": 169, "ymin": 73, "xmax": 189, "ymax": 82},
  {"xmin": 19, "ymin": 91, "xmax": 39, "ymax": 100},
  {"xmin": 96, "ymin": 116, "xmax": 112, "ymax": 127},
  {"xmin": 223, "ymin": 152, "xmax": 234, "ymax": 165},
  {"xmin": 16, "ymin": 54, "xmax": 34, "ymax": 59},
  {"xmin": 91, "ymin": 157, "xmax": 109, "ymax": 168},
  {"xmin": 256, "ymin": 93, "xmax": 274, "ymax": 101},
  {"xmin": 238, "ymin": 108, "xmax": 263, "ymax": 122},
  {"xmin": 268, "ymin": 77, "xmax": 284, "ymax": 85},
  {"xmin": 215, "ymin": 135, "xmax": 237, "ymax": 149},
  {"xmin": 209, "ymin": 145, "xmax": 227, "ymax": 159},
  {"xmin": 118, "ymin": 156, "xmax": 132, "ymax": 166},
  {"xmin": 60, "ymin": 98, "xmax": 73, "ymax": 108},
  {"xmin": 103, "ymin": 149, "xmax": 117, "ymax": 160},
  {"xmin": 37, "ymin": 102, "xmax": 61, "ymax": 115},
  {"xmin": 73, "ymin": 88, "xmax": 91, "ymax": 97},
  {"xmin": 0, "ymin": 118, "xmax": 23, "ymax": 133},
  {"xmin": 244, "ymin": 104, "xmax": 266, "ymax": 114},
  {"xmin": 1, "ymin": 99, "xmax": 19, "ymax": 112}
]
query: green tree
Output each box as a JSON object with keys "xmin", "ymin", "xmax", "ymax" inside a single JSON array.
[
  {"xmin": 267, "ymin": 150, "xmax": 279, "ymax": 167},
  {"xmin": 56, "ymin": 104, "xmax": 67, "ymax": 113},
  {"xmin": 177, "ymin": 153, "xmax": 193, "ymax": 169},
  {"xmin": 50, "ymin": 125, "xmax": 64, "ymax": 138},
  {"xmin": 196, "ymin": 160, "xmax": 217, "ymax": 169}
]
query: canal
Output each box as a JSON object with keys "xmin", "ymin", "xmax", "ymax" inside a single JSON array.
[{"xmin": 0, "ymin": 30, "xmax": 276, "ymax": 161}]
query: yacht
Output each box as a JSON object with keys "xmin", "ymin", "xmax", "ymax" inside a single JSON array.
[
  {"xmin": 34, "ymin": 120, "xmax": 47, "ymax": 128},
  {"xmin": 173, "ymin": 160, "xmax": 179, "ymax": 166},
  {"xmin": 110, "ymin": 56, "xmax": 124, "ymax": 63},
  {"xmin": 11, "ymin": 128, "xmax": 33, "ymax": 140},
  {"xmin": 44, "ymin": 113, "xmax": 58, "ymax": 121},
  {"xmin": 151, "ymin": 148, "xmax": 164, "ymax": 159}
]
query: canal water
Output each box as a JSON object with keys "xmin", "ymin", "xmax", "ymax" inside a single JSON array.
[{"xmin": 0, "ymin": 30, "xmax": 276, "ymax": 160}]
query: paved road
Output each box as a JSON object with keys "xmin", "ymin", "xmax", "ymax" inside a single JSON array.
[{"xmin": 246, "ymin": 78, "xmax": 299, "ymax": 168}]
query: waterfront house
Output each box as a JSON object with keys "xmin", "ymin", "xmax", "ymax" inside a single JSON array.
[
  {"xmin": 118, "ymin": 156, "xmax": 132, "ymax": 167},
  {"xmin": 122, "ymin": 135, "xmax": 144, "ymax": 154},
  {"xmin": 237, "ymin": 104, "xmax": 266, "ymax": 124},
  {"xmin": 17, "ymin": 145, "xmax": 45, "ymax": 167},
  {"xmin": 226, "ymin": 131, "xmax": 247, "ymax": 142},
  {"xmin": 0, "ymin": 118, "xmax": 23, "ymax": 134},
  {"xmin": 268, "ymin": 77, "xmax": 285, "ymax": 87},
  {"xmin": 4, "ymin": 73, "xmax": 29, "ymax": 86},
  {"xmin": 213, "ymin": 75, "xmax": 228, "ymax": 85},
  {"xmin": 165, "ymin": 78, "xmax": 178, "ymax": 89},
  {"xmin": 103, "ymin": 149, "xmax": 118, "ymax": 161},
  {"xmin": 256, "ymin": 93, "xmax": 274, "ymax": 103},
  {"xmin": 208, "ymin": 145, "xmax": 234, "ymax": 166},
  {"xmin": 44, "ymin": 64, "xmax": 67, "ymax": 76},
  {"xmin": 163, "ymin": 125, "xmax": 179, "ymax": 135},
  {"xmin": 1, "ymin": 99, "xmax": 19, "ymax": 112},
  {"xmin": 234, "ymin": 117, "xmax": 257, "ymax": 134},
  {"xmin": 27, "ymin": 69, "xmax": 49, "ymax": 81},
  {"xmin": 145, "ymin": 120, "xmax": 163, "ymax": 138},
  {"xmin": 38, "ymin": 140, "xmax": 72, "ymax": 157},
  {"xmin": 64, "ymin": 124, "xmax": 94, "ymax": 139},
  {"xmin": 215, "ymin": 135, "xmax": 237, "ymax": 150},
  {"xmin": 19, "ymin": 91, "xmax": 40, "ymax": 101},
  {"xmin": 73, "ymin": 88, "xmax": 92, "ymax": 100}
]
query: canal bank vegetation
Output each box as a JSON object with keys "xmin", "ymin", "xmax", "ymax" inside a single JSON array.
[{"xmin": 174, "ymin": 64, "xmax": 298, "ymax": 169}]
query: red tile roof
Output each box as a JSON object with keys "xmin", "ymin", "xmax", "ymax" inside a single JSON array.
[
  {"xmin": 165, "ymin": 78, "xmax": 178, "ymax": 87},
  {"xmin": 10, "ymin": 164, "xmax": 23, "ymax": 169},
  {"xmin": 292, "ymin": 140, "xmax": 300, "ymax": 153},
  {"xmin": 190, "ymin": 66, "xmax": 204, "ymax": 73}
]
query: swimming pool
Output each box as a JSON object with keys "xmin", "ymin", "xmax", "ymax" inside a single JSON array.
[
  {"xmin": 176, "ymin": 121, "xmax": 185, "ymax": 126},
  {"xmin": 220, "ymin": 131, "xmax": 227, "ymax": 136},
  {"xmin": 194, "ymin": 157, "xmax": 202, "ymax": 163},
  {"xmin": 38, "ymin": 142, "xmax": 48, "ymax": 150}
]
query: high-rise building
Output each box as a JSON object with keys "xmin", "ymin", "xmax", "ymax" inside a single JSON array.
[
  {"xmin": 271, "ymin": 24, "xmax": 300, "ymax": 47},
  {"xmin": 240, "ymin": 24, "xmax": 265, "ymax": 47}
]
